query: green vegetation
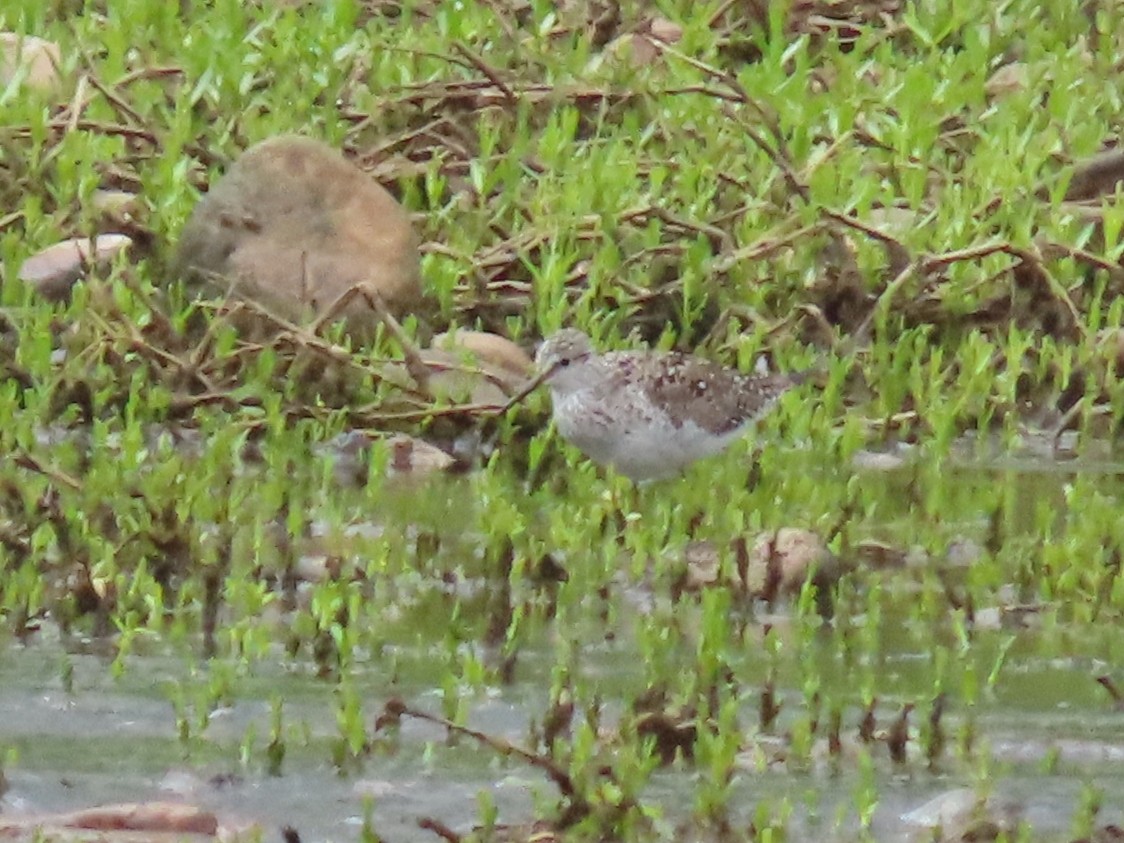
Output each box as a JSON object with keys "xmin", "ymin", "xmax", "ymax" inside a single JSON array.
[{"xmin": 2, "ymin": 0, "xmax": 1124, "ymax": 840}]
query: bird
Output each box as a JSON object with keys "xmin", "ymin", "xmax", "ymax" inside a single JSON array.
[{"xmin": 534, "ymin": 328, "xmax": 806, "ymax": 481}]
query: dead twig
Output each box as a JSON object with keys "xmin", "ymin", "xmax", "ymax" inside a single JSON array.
[
  {"xmin": 452, "ymin": 40, "xmax": 517, "ymax": 104},
  {"xmin": 12, "ymin": 450, "xmax": 82, "ymax": 491},
  {"xmin": 619, "ymin": 205, "xmax": 734, "ymax": 254},
  {"xmin": 821, "ymin": 208, "xmax": 912, "ymax": 275},
  {"xmin": 322, "ymin": 283, "xmax": 436, "ymax": 400},
  {"xmin": 375, "ymin": 699, "xmax": 580, "ymax": 803}
]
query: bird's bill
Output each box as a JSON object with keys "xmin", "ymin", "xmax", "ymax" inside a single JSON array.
[{"xmin": 495, "ymin": 364, "xmax": 556, "ymax": 414}]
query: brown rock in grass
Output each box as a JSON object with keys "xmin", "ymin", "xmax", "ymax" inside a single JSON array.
[
  {"xmin": 0, "ymin": 802, "xmax": 222, "ymax": 841},
  {"xmin": 680, "ymin": 528, "xmax": 833, "ymax": 602},
  {"xmin": 744, "ymin": 528, "xmax": 829, "ymax": 599},
  {"xmin": 57, "ymin": 803, "xmax": 218, "ymax": 834},
  {"xmin": 425, "ymin": 329, "xmax": 533, "ymax": 404},
  {"xmin": 0, "ymin": 33, "xmax": 62, "ymax": 93},
  {"xmin": 1061, "ymin": 147, "xmax": 1124, "ymax": 202},
  {"xmin": 175, "ymin": 135, "xmax": 421, "ymax": 339},
  {"xmin": 431, "ymin": 330, "xmax": 532, "ymax": 382},
  {"xmin": 377, "ymin": 330, "xmax": 532, "ymax": 406}
]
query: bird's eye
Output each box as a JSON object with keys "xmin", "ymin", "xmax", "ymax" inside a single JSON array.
[{"xmin": 560, "ymin": 358, "xmax": 571, "ymax": 367}]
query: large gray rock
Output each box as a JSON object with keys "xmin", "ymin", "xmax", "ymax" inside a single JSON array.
[{"xmin": 176, "ymin": 135, "xmax": 421, "ymax": 337}]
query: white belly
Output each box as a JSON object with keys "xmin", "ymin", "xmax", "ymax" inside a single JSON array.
[{"xmin": 553, "ymin": 390, "xmax": 745, "ymax": 481}]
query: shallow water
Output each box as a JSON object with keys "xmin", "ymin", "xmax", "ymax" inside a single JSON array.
[
  {"xmin": 0, "ymin": 644, "xmax": 544, "ymax": 840},
  {"xmin": 4, "ymin": 438, "xmax": 1124, "ymax": 841},
  {"xmin": 3, "ymin": 625, "xmax": 1123, "ymax": 841}
]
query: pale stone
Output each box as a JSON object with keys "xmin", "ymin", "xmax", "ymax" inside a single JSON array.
[
  {"xmin": 432, "ymin": 330, "xmax": 532, "ymax": 381},
  {"xmin": 984, "ymin": 62, "xmax": 1028, "ymax": 98},
  {"xmin": 92, "ymin": 189, "xmax": 141, "ymax": 225},
  {"xmin": 386, "ymin": 433, "xmax": 455, "ymax": 475},
  {"xmin": 744, "ymin": 528, "xmax": 829, "ymax": 597},
  {"xmin": 422, "ymin": 330, "xmax": 532, "ymax": 405},
  {"xmin": 18, "ymin": 234, "xmax": 132, "ymax": 301},
  {"xmin": 0, "ymin": 33, "xmax": 62, "ymax": 93}
]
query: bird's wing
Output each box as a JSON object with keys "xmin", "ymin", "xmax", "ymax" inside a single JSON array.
[{"xmin": 637, "ymin": 353, "xmax": 801, "ymax": 435}]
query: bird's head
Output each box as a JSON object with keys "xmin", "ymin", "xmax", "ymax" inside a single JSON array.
[{"xmin": 535, "ymin": 329, "xmax": 597, "ymax": 395}]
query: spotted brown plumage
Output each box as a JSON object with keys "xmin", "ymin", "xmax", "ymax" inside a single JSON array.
[{"xmin": 535, "ymin": 329, "xmax": 805, "ymax": 481}]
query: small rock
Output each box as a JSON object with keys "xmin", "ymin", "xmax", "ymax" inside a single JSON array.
[
  {"xmin": 854, "ymin": 539, "xmax": 907, "ymax": 569},
  {"xmin": 38, "ymin": 802, "xmax": 217, "ymax": 834},
  {"xmin": 606, "ymin": 17, "xmax": 684, "ymax": 67},
  {"xmin": 679, "ymin": 528, "xmax": 831, "ymax": 601},
  {"xmin": 1064, "ymin": 148, "xmax": 1124, "ymax": 202},
  {"xmin": 353, "ymin": 779, "xmax": 399, "ymax": 798},
  {"xmin": 387, "ymin": 433, "xmax": 455, "ymax": 476},
  {"xmin": 900, "ymin": 788, "xmax": 1021, "ymax": 841},
  {"xmin": 175, "ymin": 135, "xmax": 421, "ymax": 338},
  {"xmin": 851, "ymin": 448, "xmax": 908, "ymax": 471},
  {"xmin": 900, "ymin": 787, "xmax": 979, "ymax": 828},
  {"xmin": 647, "ymin": 17, "xmax": 683, "ymax": 43},
  {"xmin": 421, "ymin": 330, "xmax": 533, "ymax": 405},
  {"xmin": 681, "ymin": 540, "xmax": 721, "ymax": 590},
  {"xmin": 18, "ymin": 234, "xmax": 132, "ymax": 301},
  {"xmin": 0, "ymin": 33, "xmax": 62, "ymax": 93},
  {"xmin": 744, "ymin": 528, "xmax": 829, "ymax": 599},
  {"xmin": 92, "ymin": 189, "xmax": 141, "ymax": 225},
  {"xmin": 293, "ymin": 554, "xmax": 345, "ymax": 584},
  {"xmin": 432, "ymin": 330, "xmax": 532, "ymax": 381},
  {"xmin": 406, "ymin": 348, "xmax": 512, "ymax": 405},
  {"xmin": 946, "ymin": 537, "xmax": 983, "ymax": 567},
  {"xmin": 984, "ymin": 62, "xmax": 1028, "ymax": 99},
  {"xmin": 972, "ymin": 606, "xmax": 1003, "ymax": 630}
]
